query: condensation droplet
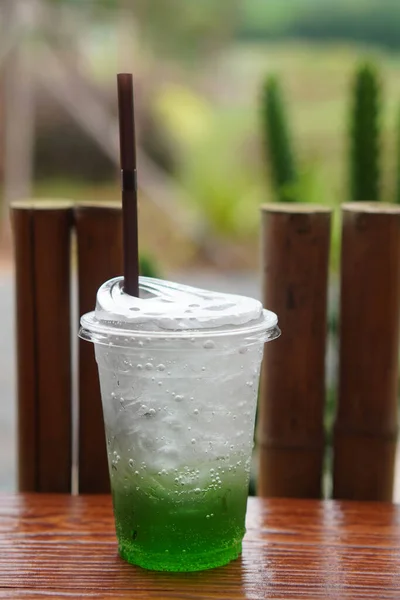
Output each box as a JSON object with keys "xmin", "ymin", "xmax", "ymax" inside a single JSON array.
[
  {"xmin": 137, "ymin": 364, "xmax": 143, "ymax": 370},
  {"xmin": 158, "ymin": 381, "xmax": 163, "ymax": 386},
  {"xmin": 201, "ymin": 367, "xmax": 206, "ymax": 372},
  {"xmin": 203, "ymin": 340, "xmax": 215, "ymax": 350},
  {"xmin": 191, "ymin": 438, "xmax": 196, "ymax": 445},
  {"xmin": 157, "ymin": 364, "xmax": 166, "ymax": 371},
  {"xmin": 145, "ymin": 363, "xmax": 154, "ymax": 371},
  {"xmin": 193, "ymin": 408, "xmax": 199, "ymax": 415},
  {"xmin": 175, "ymin": 395, "xmax": 184, "ymax": 402},
  {"xmin": 239, "ymin": 346, "xmax": 247, "ymax": 355},
  {"xmin": 138, "ymin": 341, "xmax": 144, "ymax": 347},
  {"xmin": 129, "ymin": 459, "xmax": 134, "ymax": 468}
]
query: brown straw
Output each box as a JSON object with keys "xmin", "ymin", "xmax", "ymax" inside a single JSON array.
[{"xmin": 117, "ymin": 73, "xmax": 139, "ymax": 297}]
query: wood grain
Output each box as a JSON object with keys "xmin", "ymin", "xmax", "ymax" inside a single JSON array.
[
  {"xmin": 259, "ymin": 204, "xmax": 332, "ymax": 499},
  {"xmin": 334, "ymin": 203, "xmax": 400, "ymax": 501},
  {"xmin": 12, "ymin": 206, "xmax": 38, "ymax": 491},
  {"xmin": 12, "ymin": 202, "xmax": 73, "ymax": 493},
  {"xmin": 1, "ymin": 495, "xmax": 400, "ymax": 599},
  {"xmin": 75, "ymin": 203, "xmax": 123, "ymax": 494}
]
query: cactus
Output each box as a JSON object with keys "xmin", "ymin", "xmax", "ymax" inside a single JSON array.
[
  {"xmin": 261, "ymin": 75, "xmax": 298, "ymax": 202},
  {"xmin": 349, "ymin": 63, "xmax": 381, "ymax": 202}
]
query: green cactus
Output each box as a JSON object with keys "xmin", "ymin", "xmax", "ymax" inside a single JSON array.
[
  {"xmin": 262, "ymin": 75, "xmax": 298, "ymax": 202},
  {"xmin": 350, "ymin": 62, "xmax": 381, "ymax": 202}
]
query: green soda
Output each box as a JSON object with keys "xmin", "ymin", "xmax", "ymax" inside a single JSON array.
[{"xmin": 111, "ymin": 463, "xmax": 249, "ymax": 572}]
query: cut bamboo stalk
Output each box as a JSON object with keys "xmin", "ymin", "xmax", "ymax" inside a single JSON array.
[
  {"xmin": 258, "ymin": 204, "xmax": 332, "ymax": 498},
  {"xmin": 12, "ymin": 200, "xmax": 73, "ymax": 492},
  {"xmin": 75, "ymin": 203, "xmax": 123, "ymax": 493},
  {"xmin": 333, "ymin": 203, "xmax": 400, "ymax": 501}
]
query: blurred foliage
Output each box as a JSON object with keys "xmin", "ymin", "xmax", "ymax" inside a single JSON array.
[
  {"xmin": 396, "ymin": 109, "xmax": 400, "ymax": 205},
  {"xmin": 154, "ymin": 85, "xmax": 264, "ymax": 238},
  {"xmin": 237, "ymin": 0, "xmax": 400, "ymax": 51},
  {"xmin": 129, "ymin": 0, "xmax": 239, "ymax": 64},
  {"xmin": 289, "ymin": 1, "xmax": 400, "ymax": 52},
  {"xmin": 261, "ymin": 75, "xmax": 298, "ymax": 202},
  {"xmin": 139, "ymin": 254, "xmax": 161, "ymax": 279},
  {"xmin": 51, "ymin": 0, "xmax": 239, "ymax": 65},
  {"xmin": 350, "ymin": 63, "xmax": 381, "ymax": 202}
]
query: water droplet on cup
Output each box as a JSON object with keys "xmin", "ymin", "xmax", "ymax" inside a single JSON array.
[
  {"xmin": 175, "ymin": 395, "xmax": 184, "ymax": 402},
  {"xmin": 193, "ymin": 408, "xmax": 199, "ymax": 415},
  {"xmin": 157, "ymin": 364, "xmax": 166, "ymax": 371},
  {"xmin": 137, "ymin": 364, "xmax": 143, "ymax": 370},
  {"xmin": 203, "ymin": 340, "xmax": 215, "ymax": 350},
  {"xmin": 191, "ymin": 439, "xmax": 196, "ymax": 444},
  {"xmin": 145, "ymin": 363, "xmax": 154, "ymax": 371}
]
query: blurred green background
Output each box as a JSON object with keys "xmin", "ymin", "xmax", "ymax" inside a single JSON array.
[{"xmin": 3, "ymin": 0, "xmax": 399, "ymax": 271}]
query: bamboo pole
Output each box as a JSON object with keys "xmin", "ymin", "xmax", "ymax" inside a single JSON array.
[
  {"xmin": 333, "ymin": 203, "xmax": 400, "ymax": 501},
  {"xmin": 12, "ymin": 201, "xmax": 73, "ymax": 492},
  {"xmin": 258, "ymin": 204, "xmax": 331, "ymax": 498},
  {"xmin": 75, "ymin": 203, "xmax": 123, "ymax": 493}
]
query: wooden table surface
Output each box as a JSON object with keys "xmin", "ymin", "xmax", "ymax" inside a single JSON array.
[{"xmin": 1, "ymin": 494, "xmax": 400, "ymax": 599}]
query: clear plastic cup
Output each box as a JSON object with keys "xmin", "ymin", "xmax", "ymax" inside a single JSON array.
[{"xmin": 79, "ymin": 276, "xmax": 279, "ymax": 572}]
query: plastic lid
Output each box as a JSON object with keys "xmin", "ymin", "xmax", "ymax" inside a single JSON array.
[{"xmin": 80, "ymin": 276, "xmax": 279, "ymax": 341}]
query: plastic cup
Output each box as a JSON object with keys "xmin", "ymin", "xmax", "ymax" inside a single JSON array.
[{"xmin": 80, "ymin": 276, "xmax": 279, "ymax": 572}]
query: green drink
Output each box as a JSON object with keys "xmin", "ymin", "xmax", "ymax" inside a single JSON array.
[
  {"xmin": 111, "ymin": 460, "xmax": 249, "ymax": 571},
  {"xmin": 80, "ymin": 277, "xmax": 279, "ymax": 572}
]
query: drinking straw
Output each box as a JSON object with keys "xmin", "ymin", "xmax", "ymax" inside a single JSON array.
[{"xmin": 117, "ymin": 73, "xmax": 139, "ymax": 297}]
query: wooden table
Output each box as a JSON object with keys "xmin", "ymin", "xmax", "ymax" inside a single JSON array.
[{"xmin": 1, "ymin": 494, "xmax": 400, "ymax": 599}]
